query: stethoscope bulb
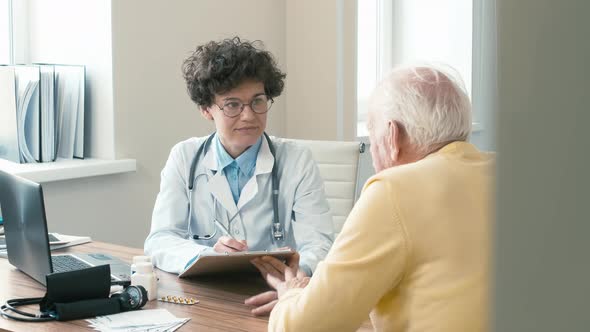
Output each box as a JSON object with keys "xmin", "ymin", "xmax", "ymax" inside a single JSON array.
[{"xmin": 272, "ymin": 222, "xmax": 284, "ymax": 242}]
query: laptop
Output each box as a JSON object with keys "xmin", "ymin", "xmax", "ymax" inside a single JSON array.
[{"xmin": 0, "ymin": 170, "xmax": 131, "ymax": 286}]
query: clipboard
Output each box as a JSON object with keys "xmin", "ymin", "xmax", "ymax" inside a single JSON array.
[{"xmin": 179, "ymin": 249, "xmax": 295, "ymax": 278}]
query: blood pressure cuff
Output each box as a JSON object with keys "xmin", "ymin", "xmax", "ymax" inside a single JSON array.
[
  {"xmin": 39, "ymin": 264, "xmax": 112, "ymax": 320},
  {"xmin": 53, "ymin": 297, "xmax": 121, "ymax": 321}
]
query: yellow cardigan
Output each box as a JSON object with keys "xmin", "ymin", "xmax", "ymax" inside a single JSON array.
[{"xmin": 269, "ymin": 141, "xmax": 494, "ymax": 331}]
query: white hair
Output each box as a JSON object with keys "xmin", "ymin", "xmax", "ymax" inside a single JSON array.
[{"xmin": 368, "ymin": 64, "xmax": 472, "ymax": 153}]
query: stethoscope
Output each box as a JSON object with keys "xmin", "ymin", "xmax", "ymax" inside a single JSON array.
[{"xmin": 186, "ymin": 132, "xmax": 284, "ymax": 243}]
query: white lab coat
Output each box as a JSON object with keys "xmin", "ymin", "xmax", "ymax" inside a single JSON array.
[{"xmin": 145, "ymin": 135, "xmax": 334, "ymax": 275}]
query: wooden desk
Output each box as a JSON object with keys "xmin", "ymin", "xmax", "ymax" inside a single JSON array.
[{"xmin": 0, "ymin": 242, "xmax": 373, "ymax": 331}]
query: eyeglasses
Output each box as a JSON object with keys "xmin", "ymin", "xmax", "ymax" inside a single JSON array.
[{"xmin": 215, "ymin": 95, "xmax": 274, "ymax": 118}]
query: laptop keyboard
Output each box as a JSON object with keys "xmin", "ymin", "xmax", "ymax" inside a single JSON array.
[{"xmin": 51, "ymin": 255, "xmax": 92, "ymax": 273}]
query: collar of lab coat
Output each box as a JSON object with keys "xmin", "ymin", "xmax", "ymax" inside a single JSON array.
[
  {"xmin": 198, "ymin": 134, "xmax": 275, "ymax": 214},
  {"xmin": 201, "ymin": 135, "xmax": 219, "ymax": 171},
  {"xmin": 252, "ymin": 135, "xmax": 274, "ymax": 175}
]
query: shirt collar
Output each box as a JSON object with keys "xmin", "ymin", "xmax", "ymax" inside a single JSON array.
[
  {"xmin": 215, "ymin": 134, "xmax": 262, "ymax": 175},
  {"xmin": 436, "ymin": 141, "xmax": 479, "ymax": 155},
  {"xmin": 236, "ymin": 136, "xmax": 262, "ymax": 176},
  {"xmin": 429, "ymin": 141, "xmax": 488, "ymax": 162},
  {"xmin": 214, "ymin": 135, "xmax": 234, "ymax": 171}
]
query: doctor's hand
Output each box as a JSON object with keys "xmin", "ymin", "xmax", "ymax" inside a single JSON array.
[{"xmin": 213, "ymin": 236, "xmax": 248, "ymax": 253}]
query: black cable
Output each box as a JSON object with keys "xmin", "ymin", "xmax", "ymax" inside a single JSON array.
[{"xmin": 0, "ymin": 297, "xmax": 55, "ymax": 322}]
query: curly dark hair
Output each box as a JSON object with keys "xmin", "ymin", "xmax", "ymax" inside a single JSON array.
[{"xmin": 181, "ymin": 37, "xmax": 286, "ymax": 107}]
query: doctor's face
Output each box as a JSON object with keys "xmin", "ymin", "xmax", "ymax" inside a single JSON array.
[{"xmin": 201, "ymin": 80, "xmax": 268, "ymax": 158}]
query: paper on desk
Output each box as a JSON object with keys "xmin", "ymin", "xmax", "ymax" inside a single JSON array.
[
  {"xmin": 0, "ymin": 233, "xmax": 91, "ymax": 259},
  {"xmin": 49, "ymin": 233, "xmax": 92, "ymax": 250},
  {"xmin": 86, "ymin": 308, "xmax": 189, "ymax": 332}
]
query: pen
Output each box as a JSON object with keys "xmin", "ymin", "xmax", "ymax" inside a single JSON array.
[{"xmin": 213, "ymin": 219, "xmax": 238, "ymax": 241}]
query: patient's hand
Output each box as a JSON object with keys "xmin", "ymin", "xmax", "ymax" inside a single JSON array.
[
  {"xmin": 245, "ymin": 290, "xmax": 278, "ymax": 316},
  {"xmin": 244, "ymin": 274, "xmax": 311, "ymax": 316},
  {"xmin": 246, "ymin": 252, "xmax": 308, "ymax": 316},
  {"xmin": 251, "ymin": 252, "xmax": 307, "ymax": 281},
  {"xmin": 283, "ymin": 276, "xmax": 311, "ymax": 293},
  {"xmin": 250, "ymin": 252, "xmax": 309, "ymax": 298},
  {"xmin": 213, "ymin": 236, "xmax": 248, "ymax": 253}
]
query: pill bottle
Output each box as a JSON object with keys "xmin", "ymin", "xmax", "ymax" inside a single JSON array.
[
  {"xmin": 131, "ymin": 262, "xmax": 158, "ymax": 301},
  {"xmin": 131, "ymin": 255, "xmax": 152, "ymax": 275}
]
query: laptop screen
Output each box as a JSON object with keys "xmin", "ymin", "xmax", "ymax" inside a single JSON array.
[{"xmin": 0, "ymin": 170, "xmax": 54, "ymax": 285}]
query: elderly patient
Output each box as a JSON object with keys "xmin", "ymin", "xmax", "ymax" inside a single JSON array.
[{"xmin": 252, "ymin": 64, "xmax": 494, "ymax": 331}]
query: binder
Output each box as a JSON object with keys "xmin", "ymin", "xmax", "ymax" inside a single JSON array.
[
  {"xmin": 39, "ymin": 65, "xmax": 56, "ymax": 162},
  {"xmin": 0, "ymin": 66, "xmax": 20, "ymax": 163},
  {"xmin": 0, "ymin": 64, "xmax": 85, "ymax": 163},
  {"xmin": 54, "ymin": 64, "xmax": 85, "ymax": 159},
  {"xmin": 0, "ymin": 65, "xmax": 40, "ymax": 163},
  {"xmin": 14, "ymin": 65, "xmax": 41, "ymax": 163}
]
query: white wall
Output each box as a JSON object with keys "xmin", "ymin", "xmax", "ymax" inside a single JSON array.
[
  {"xmin": 112, "ymin": 0, "xmax": 287, "ymax": 161},
  {"xmin": 41, "ymin": 0, "xmax": 287, "ymax": 247},
  {"xmin": 494, "ymin": 0, "xmax": 590, "ymax": 331},
  {"xmin": 0, "ymin": 0, "xmax": 10, "ymax": 64},
  {"xmin": 284, "ymin": 0, "xmax": 357, "ymax": 141}
]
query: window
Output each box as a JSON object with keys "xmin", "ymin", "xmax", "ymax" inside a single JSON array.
[
  {"xmin": 1, "ymin": 0, "xmax": 28, "ymax": 64},
  {"xmin": 357, "ymin": 2, "xmax": 374, "ymax": 135},
  {"xmin": 0, "ymin": 0, "xmax": 11, "ymax": 64},
  {"xmin": 357, "ymin": 0, "xmax": 473, "ymax": 137}
]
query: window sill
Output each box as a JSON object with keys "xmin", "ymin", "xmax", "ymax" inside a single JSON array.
[{"xmin": 0, "ymin": 158, "xmax": 136, "ymax": 183}]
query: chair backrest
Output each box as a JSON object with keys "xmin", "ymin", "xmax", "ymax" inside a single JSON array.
[{"xmin": 288, "ymin": 139, "xmax": 365, "ymax": 234}]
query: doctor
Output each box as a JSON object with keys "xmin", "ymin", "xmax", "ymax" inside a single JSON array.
[{"xmin": 144, "ymin": 37, "xmax": 334, "ymax": 315}]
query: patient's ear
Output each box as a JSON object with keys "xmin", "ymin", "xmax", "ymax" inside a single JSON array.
[
  {"xmin": 389, "ymin": 120, "xmax": 402, "ymax": 162},
  {"xmin": 200, "ymin": 106, "xmax": 214, "ymax": 120}
]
